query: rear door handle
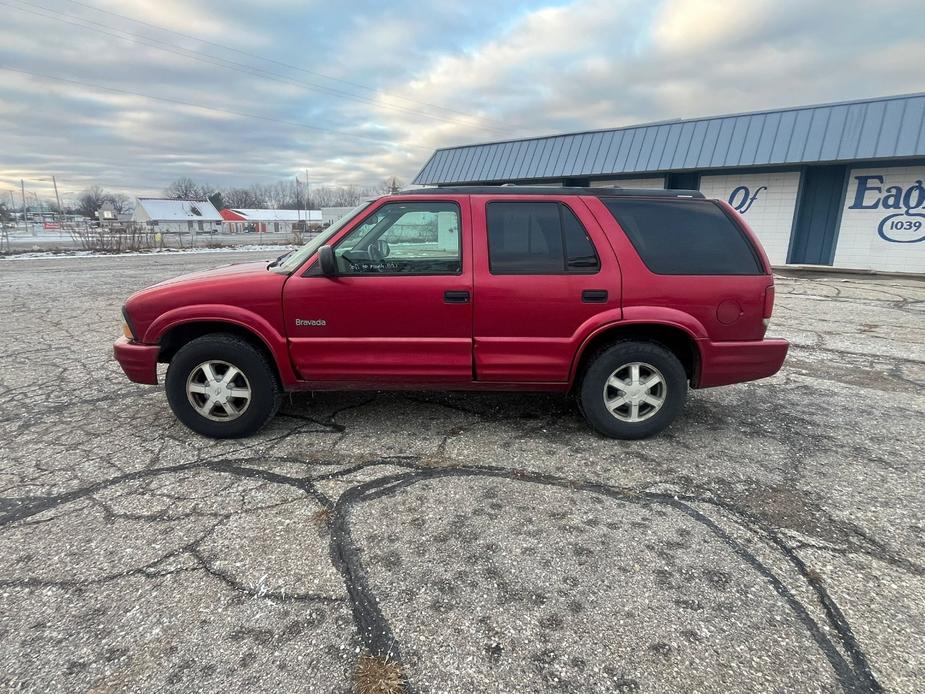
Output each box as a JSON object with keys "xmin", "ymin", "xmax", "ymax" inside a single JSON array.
[
  {"xmin": 581, "ymin": 289, "xmax": 608, "ymax": 303},
  {"xmin": 444, "ymin": 290, "xmax": 471, "ymax": 304}
]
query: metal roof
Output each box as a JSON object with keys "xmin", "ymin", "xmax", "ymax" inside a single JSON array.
[
  {"xmin": 414, "ymin": 93, "xmax": 925, "ymax": 185},
  {"xmin": 133, "ymin": 198, "xmax": 222, "ymax": 221},
  {"xmin": 228, "ymin": 208, "xmax": 322, "ymax": 222}
]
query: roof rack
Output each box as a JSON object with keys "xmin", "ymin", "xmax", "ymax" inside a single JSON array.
[{"xmin": 397, "ymin": 185, "xmax": 705, "ymax": 199}]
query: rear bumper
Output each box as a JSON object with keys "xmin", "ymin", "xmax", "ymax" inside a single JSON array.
[
  {"xmin": 114, "ymin": 336, "xmax": 159, "ymax": 385},
  {"xmin": 696, "ymin": 337, "xmax": 789, "ymax": 388}
]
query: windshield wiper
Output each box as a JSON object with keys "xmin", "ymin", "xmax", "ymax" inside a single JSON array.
[{"xmin": 267, "ymin": 250, "xmax": 293, "ymax": 269}]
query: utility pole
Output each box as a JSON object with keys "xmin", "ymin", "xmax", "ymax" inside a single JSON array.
[
  {"xmin": 52, "ymin": 176, "xmax": 62, "ymax": 216},
  {"xmin": 31, "ymin": 191, "xmax": 39, "ymax": 235},
  {"xmin": 1, "ymin": 192, "xmax": 11, "ymax": 253},
  {"xmin": 304, "ymin": 168, "xmax": 309, "ymax": 228},
  {"xmin": 296, "ymin": 176, "xmax": 301, "ymax": 229},
  {"xmin": 20, "ymin": 179, "xmax": 27, "ymax": 233}
]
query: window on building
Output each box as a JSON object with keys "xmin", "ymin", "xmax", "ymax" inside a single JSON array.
[
  {"xmin": 486, "ymin": 202, "xmax": 600, "ymax": 274},
  {"xmin": 333, "ymin": 201, "xmax": 461, "ymax": 275},
  {"xmin": 602, "ymin": 199, "xmax": 762, "ymax": 275},
  {"xmin": 197, "ymin": 221, "xmax": 204, "ymax": 231}
]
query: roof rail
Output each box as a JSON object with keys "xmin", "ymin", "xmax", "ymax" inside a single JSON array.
[{"xmin": 398, "ymin": 185, "xmax": 705, "ymax": 199}]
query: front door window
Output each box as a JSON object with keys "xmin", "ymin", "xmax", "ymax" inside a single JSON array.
[{"xmin": 333, "ymin": 201, "xmax": 461, "ymax": 275}]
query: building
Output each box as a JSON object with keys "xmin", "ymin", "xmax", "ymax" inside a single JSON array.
[
  {"xmin": 321, "ymin": 207, "xmax": 355, "ymax": 227},
  {"xmin": 96, "ymin": 201, "xmax": 132, "ymax": 225},
  {"xmin": 219, "ymin": 208, "xmax": 322, "ymax": 234},
  {"xmin": 133, "ymin": 198, "xmax": 223, "ymax": 233},
  {"xmin": 414, "ymin": 93, "xmax": 925, "ymax": 274}
]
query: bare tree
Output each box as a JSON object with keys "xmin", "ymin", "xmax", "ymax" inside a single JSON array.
[
  {"xmin": 164, "ymin": 177, "xmax": 211, "ymax": 200},
  {"xmin": 222, "ymin": 187, "xmax": 264, "ymax": 209},
  {"xmin": 380, "ymin": 176, "xmax": 404, "ymax": 194},
  {"xmin": 76, "ymin": 186, "xmax": 130, "ymax": 218}
]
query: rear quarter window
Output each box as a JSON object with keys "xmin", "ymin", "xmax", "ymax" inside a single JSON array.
[{"xmin": 602, "ymin": 199, "xmax": 764, "ymax": 275}]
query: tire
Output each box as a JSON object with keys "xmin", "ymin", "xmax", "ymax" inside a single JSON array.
[
  {"xmin": 579, "ymin": 341, "xmax": 687, "ymax": 439},
  {"xmin": 165, "ymin": 334, "xmax": 281, "ymax": 438}
]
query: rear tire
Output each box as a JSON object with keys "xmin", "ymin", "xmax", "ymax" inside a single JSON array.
[
  {"xmin": 579, "ymin": 341, "xmax": 687, "ymax": 439},
  {"xmin": 165, "ymin": 334, "xmax": 281, "ymax": 438}
]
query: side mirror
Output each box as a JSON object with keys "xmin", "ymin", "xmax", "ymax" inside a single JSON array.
[{"xmin": 318, "ymin": 245, "xmax": 337, "ymax": 276}]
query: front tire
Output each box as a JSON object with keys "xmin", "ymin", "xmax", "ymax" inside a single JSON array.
[
  {"xmin": 165, "ymin": 334, "xmax": 281, "ymax": 438},
  {"xmin": 579, "ymin": 341, "xmax": 687, "ymax": 439}
]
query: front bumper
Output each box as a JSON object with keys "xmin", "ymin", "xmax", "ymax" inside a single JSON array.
[
  {"xmin": 114, "ymin": 336, "xmax": 159, "ymax": 385},
  {"xmin": 696, "ymin": 337, "xmax": 789, "ymax": 388}
]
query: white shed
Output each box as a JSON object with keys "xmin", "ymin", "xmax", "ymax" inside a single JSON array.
[{"xmin": 133, "ymin": 198, "xmax": 223, "ymax": 233}]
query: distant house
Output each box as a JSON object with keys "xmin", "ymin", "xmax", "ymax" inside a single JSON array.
[
  {"xmin": 96, "ymin": 201, "xmax": 132, "ymax": 225},
  {"xmin": 133, "ymin": 198, "xmax": 223, "ymax": 233},
  {"xmin": 219, "ymin": 208, "xmax": 321, "ymax": 234}
]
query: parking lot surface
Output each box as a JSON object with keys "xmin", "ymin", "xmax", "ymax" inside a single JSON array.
[{"xmin": 0, "ymin": 252, "xmax": 922, "ymax": 693}]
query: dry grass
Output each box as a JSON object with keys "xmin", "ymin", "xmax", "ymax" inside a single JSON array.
[
  {"xmin": 69, "ymin": 224, "xmax": 158, "ymax": 252},
  {"xmin": 354, "ymin": 653, "xmax": 405, "ymax": 694}
]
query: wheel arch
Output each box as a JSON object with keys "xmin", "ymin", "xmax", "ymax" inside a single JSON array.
[
  {"xmin": 154, "ymin": 318, "xmax": 296, "ymax": 387},
  {"xmin": 570, "ymin": 321, "xmax": 702, "ymax": 390}
]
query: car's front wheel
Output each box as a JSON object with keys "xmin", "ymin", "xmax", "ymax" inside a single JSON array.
[
  {"xmin": 165, "ymin": 334, "xmax": 281, "ymax": 438},
  {"xmin": 579, "ymin": 341, "xmax": 687, "ymax": 439}
]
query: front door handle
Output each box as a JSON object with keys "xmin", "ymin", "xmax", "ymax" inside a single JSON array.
[
  {"xmin": 444, "ymin": 290, "xmax": 471, "ymax": 304},
  {"xmin": 582, "ymin": 289, "xmax": 608, "ymax": 303}
]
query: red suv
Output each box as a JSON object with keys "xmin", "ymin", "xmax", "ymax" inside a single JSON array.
[{"xmin": 115, "ymin": 187, "xmax": 788, "ymax": 439}]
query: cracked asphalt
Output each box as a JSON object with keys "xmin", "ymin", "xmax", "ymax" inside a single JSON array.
[{"xmin": 0, "ymin": 252, "xmax": 923, "ymax": 693}]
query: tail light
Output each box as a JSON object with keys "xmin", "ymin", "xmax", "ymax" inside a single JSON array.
[{"xmin": 762, "ymin": 285, "xmax": 775, "ymax": 330}]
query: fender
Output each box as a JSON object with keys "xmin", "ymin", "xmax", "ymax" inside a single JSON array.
[
  {"xmin": 567, "ymin": 306, "xmax": 707, "ymax": 384},
  {"xmin": 143, "ymin": 304, "xmax": 299, "ymax": 387}
]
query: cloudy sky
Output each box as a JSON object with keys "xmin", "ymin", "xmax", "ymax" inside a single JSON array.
[{"xmin": 1, "ymin": 0, "xmax": 923, "ymax": 203}]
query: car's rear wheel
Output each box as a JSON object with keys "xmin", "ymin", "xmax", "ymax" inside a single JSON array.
[
  {"xmin": 579, "ymin": 341, "xmax": 687, "ymax": 439},
  {"xmin": 165, "ymin": 334, "xmax": 281, "ymax": 438}
]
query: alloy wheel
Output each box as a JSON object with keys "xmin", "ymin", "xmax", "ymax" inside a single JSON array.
[
  {"xmin": 186, "ymin": 360, "xmax": 252, "ymax": 421},
  {"xmin": 602, "ymin": 361, "xmax": 667, "ymax": 423}
]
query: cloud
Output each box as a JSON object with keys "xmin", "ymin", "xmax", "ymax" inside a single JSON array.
[{"xmin": 0, "ymin": 0, "xmax": 922, "ymax": 203}]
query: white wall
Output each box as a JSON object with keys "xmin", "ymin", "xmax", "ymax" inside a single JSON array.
[
  {"xmin": 698, "ymin": 171, "xmax": 800, "ymax": 265},
  {"xmin": 146, "ymin": 221, "xmax": 221, "ymax": 234},
  {"xmin": 591, "ymin": 177, "xmax": 665, "ymax": 189},
  {"xmin": 834, "ymin": 165, "xmax": 925, "ymax": 274}
]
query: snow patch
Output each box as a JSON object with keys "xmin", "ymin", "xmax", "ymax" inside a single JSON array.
[{"xmin": 2, "ymin": 245, "xmax": 296, "ymax": 261}]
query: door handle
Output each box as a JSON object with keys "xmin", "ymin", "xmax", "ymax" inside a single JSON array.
[
  {"xmin": 581, "ymin": 289, "xmax": 608, "ymax": 303},
  {"xmin": 444, "ymin": 290, "xmax": 471, "ymax": 304}
]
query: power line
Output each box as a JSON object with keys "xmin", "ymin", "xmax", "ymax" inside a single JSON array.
[
  {"xmin": 3, "ymin": 0, "xmax": 511, "ymax": 134},
  {"xmin": 58, "ymin": 0, "xmax": 490, "ymax": 124},
  {"xmin": 0, "ymin": 64, "xmax": 434, "ymax": 152}
]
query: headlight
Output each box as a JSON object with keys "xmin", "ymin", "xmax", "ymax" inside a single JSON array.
[{"xmin": 121, "ymin": 306, "xmax": 136, "ymax": 340}]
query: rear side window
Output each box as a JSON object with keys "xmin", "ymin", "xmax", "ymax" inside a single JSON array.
[
  {"xmin": 603, "ymin": 199, "xmax": 763, "ymax": 275},
  {"xmin": 486, "ymin": 202, "xmax": 600, "ymax": 274}
]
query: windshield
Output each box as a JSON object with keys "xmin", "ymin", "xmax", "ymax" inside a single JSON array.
[{"xmin": 273, "ymin": 202, "xmax": 372, "ymax": 273}]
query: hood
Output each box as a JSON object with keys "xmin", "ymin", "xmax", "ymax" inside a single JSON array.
[
  {"xmin": 148, "ymin": 260, "xmax": 272, "ymax": 288},
  {"xmin": 124, "ymin": 260, "xmax": 288, "ymax": 343}
]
